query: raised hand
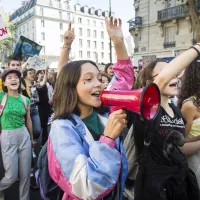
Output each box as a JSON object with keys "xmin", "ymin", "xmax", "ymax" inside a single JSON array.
[
  {"xmin": 105, "ymin": 16, "xmax": 123, "ymax": 43},
  {"xmin": 63, "ymin": 23, "xmax": 75, "ymax": 48}
]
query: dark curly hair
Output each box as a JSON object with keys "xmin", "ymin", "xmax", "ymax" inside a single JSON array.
[{"xmin": 178, "ymin": 60, "xmax": 200, "ymax": 110}]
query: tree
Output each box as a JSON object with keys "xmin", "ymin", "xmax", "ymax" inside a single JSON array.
[
  {"xmin": 0, "ymin": 10, "xmax": 16, "ymax": 60},
  {"xmin": 157, "ymin": 0, "xmax": 200, "ymax": 42}
]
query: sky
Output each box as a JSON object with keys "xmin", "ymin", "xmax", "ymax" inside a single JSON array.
[{"xmin": 0, "ymin": 0, "xmax": 134, "ymax": 36}]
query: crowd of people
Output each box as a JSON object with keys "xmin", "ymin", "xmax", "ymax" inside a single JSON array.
[{"xmin": 0, "ymin": 16, "xmax": 199, "ymax": 200}]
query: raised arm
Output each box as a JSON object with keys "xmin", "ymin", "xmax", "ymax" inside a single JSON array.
[
  {"xmin": 105, "ymin": 17, "xmax": 134, "ymax": 91},
  {"xmin": 154, "ymin": 44, "xmax": 200, "ymax": 93},
  {"xmin": 58, "ymin": 23, "xmax": 75, "ymax": 77}
]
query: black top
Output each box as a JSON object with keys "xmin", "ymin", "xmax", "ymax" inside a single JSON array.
[{"xmin": 127, "ymin": 104, "xmax": 185, "ymax": 166}]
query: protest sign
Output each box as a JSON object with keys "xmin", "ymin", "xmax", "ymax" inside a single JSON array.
[
  {"xmin": 0, "ymin": 12, "xmax": 9, "ymax": 41},
  {"xmin": 13, "ymin": 36, "xmax": 42, "ymax": 60},
  {"xmin": 27, "ymin": 55, "xmax": 49, "ymax": 70}
]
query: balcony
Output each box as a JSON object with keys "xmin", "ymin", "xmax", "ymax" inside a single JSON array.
[
  {"xmin": 128, "ymin": 17, "xmax": 142, "ymax": 31},
  {"xmin": 157, "ymin": 4, "xmax": 188, "ymax": 22},
  {"xmin": 163, "ymin": 41, "xmax": 176, "ymax": 48},
  {"xmin": 134, "ymin": 47, "xmax": 139, "ymax": 53},
  {"xmin": 15, "ymin": 12, "xmax": 35, "ymax": 26}
]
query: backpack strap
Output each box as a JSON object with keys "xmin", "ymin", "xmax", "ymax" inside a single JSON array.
[
  {"xmin": 144, "ymin": 108, "xmax": 162, "ymax": 147},
  {"xmin": 20, "ymin": 94, "xmax": 27, "ymax": 110},
  {"xmin": 0, "ymin": 93, "xmax": 8, "ymax": 117},
  {"xmin": 170, "ymin": 103, "xmax": 183, "ymax": 119},
  {"xmin": 19, "ymin": 94, "xmax": 28, "ymax": 125}
]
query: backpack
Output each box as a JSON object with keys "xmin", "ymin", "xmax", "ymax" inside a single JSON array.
[
  {"xmin": 0, "ymin": 93, "xmax": 27, "ymax": 180},
  {"xmin": 36, "ymin": 116, "xmax": 84, "ymax": 200}
]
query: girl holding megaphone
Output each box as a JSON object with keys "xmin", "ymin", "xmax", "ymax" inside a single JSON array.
[{"xmin": 47, "ymin": 18, "xmax": 135, "ymax": 200}]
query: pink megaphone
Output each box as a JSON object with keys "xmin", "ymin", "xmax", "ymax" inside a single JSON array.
[{"xmin": 100, "ymin": 83, "xmax": 161, "ymax": 120}]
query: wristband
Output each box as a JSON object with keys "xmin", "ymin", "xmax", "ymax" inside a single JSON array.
[
  {"xmin": 63, "ymin": 46, "xmax": 71, "ymax": 50},
  {"xmin": 105, "ymin": 135, "xmax": 115, "ymax": 141},
  {"xmin": 190, "ymin": 46, "xmax": 200, "ymax": 56}
]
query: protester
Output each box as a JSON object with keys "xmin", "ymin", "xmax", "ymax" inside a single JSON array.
[
  {"xmin": 120, "ymin": 48, "xmax": 200, "ymax": 199},
  {"xmin": 178, "ymin": 61, "xmax": 200, "ymax": 188},
  {"xmin": 47, "ymin": 17, "xmax": 135, "ymax": 200},
  {"xmin": 104, "ymin": 63, "xmax": 114, "ymax": 78},
  {"xmin": 36, "ymin": 69, "xmax": 51, "ymax": 146},
  {"xmin": 101, "ymin": 72, "xmax": 111, "ymax": 89},
  {"xmin": 0, "ymin": 69, "xmax": 33, "ymax": 200},
  {"xmin": 0, "ymin": 56, "xmax": 30, "ymax": 98},
  {"xmin": 23, "ymin": 68, "xmax": 41, "ymax": 140}
]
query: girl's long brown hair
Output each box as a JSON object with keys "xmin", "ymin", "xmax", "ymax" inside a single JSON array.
[{"xmin": 53, "ymin": 60, "xmax": 99, "ymax": 120}]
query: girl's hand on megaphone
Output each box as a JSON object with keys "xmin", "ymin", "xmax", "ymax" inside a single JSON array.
[{"xmin": 104, "ymin": 109, "xmax": 127, "ymax": 140}]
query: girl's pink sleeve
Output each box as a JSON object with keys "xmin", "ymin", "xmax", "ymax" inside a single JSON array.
[{"xmin": 109, "ymin": 58, "xmax": 134, "ymax": 91}]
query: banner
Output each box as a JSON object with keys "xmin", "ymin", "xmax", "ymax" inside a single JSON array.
[
  {"xmin": 27, "ymin": 55, "xmax": 49, "ymax": 70},
  {"xmin": 0, "ymin": 12, "xmax": 9, "ymax": 41},
  {"xmin": 13, "ymin": 36, "xmax": 42, "ymax": 60}
]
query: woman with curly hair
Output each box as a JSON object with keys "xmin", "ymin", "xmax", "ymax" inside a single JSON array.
[
  {"xmin": 178, "ymin": 60, "xmax": 200, "ymax": 141},
  {"xmin": 178, "ymin": 60, "xmax": 200, "ymax": 188}
]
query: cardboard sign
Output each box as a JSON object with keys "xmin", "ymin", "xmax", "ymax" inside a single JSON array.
[
  {"xmin": 13, "ymin": 36, "xmax": 42, "ymax": 60},
  {"xmin": 27, "ymin": 55, "xmax": 48, "ymax": 70},
  {"xmin": 0, "ymin": 12, "xmax": 9, "ymax": 41}
]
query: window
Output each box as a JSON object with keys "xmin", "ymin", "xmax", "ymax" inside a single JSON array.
[
  {"xmin": 87, "ymin": 40, "xmax": 90, "ymax": 48},
  {"xmin": 60, "ymin": 35, "xmax": 64, "ymax": 42},
  {"xmin": 93, "ymin": 20, "xmax": 96, "ymax": 26},
  {"xmin": 41, "ymin": 20, "xmax": 45, "ymax": 27},
  {"xmin": 101, "ymin": 42, "xmax": 104, "ymax": 50},
  {"xmin": 79, "ymin": 28, "xmax": 82, "ymax": 36},
  {"xmin": 32, "ymin": 20, "xmax": 34, "ymax": 28},
  {"xmin": 79, "ymin": 51, "xmax": 82, "ymax": 58},
  {"xmin": 165, "ymin": 26, "xmax": 175, "ymax": 42},
  {"xmin": 78, "ymin": 18, "xmax": 82, "ymax": 23},
  {"xmin": 42, "ymin": 46, "xmax": 45, "ymax": 54},
  {"xmin": 87, "ymin": 51, "xmax": 90, "ymax": 58},
  {"xmin": 101, "ymin": 31, "xmax": 104, "ymax": 39},
  {"xmin": 59, "ymin": 11, "xmax": 62, "ymax": 19},
  {"xmin": 79, "ymin": 39, "xmax": 82, "ymax": 47},
  {"xmin": 32, "ymin": 33, "xmax": 34, "ymax": 41},
  {"xmin": 93, "ymin": 30, "xmax": 97, "ymax": 38},
  {"xmin": 27, "ymin": 23, "xmax": 29, "ymax": 31},
  {"xmin": 67, "ymin": 13, "xmax": 70, "ymax": 21},
  {"xmin": 41, "ymin": 32, "xmax": 45, "ymax": 40},
  {"xmin": 94, "ymin": 52, "xmax": 97, "ymax": 59},
  {"xmin": 60, "ymin": 23, "xmax": 63, "ymax": 30},
  {"xmin": 87, "ymin": 29, "xmax": 90, "ymax": 37},
  {"xmin": 93, "ymin": 41, "xmax": 97, "ymax": 48},
  {"xmin": 101, "ymin": 52, "xmax": 104, "ymax": 59},
  {"xmin": 87, "ymin": 19, "xmax": 90, "ymax": 25},
  {"xmin": 101, "ymin": 22, "xmax": 104, "ymax": 28},
  {"xmin": 40, "ymin": 7, "xmax": 44, "ymax": 16}
]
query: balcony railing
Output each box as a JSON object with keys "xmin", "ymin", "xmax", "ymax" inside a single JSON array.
[
  {"xmin": 128, "ymin": 17, "xmax": 142, "ymax": 31},
  {"xmin": 134, "ymin": 47, "xmax": 139, "ymax": 53},
  {"xmin": 163, "ymin": 41, "xmax": 176, "ymax": 48},
  {"xmin": 157, "ymin": 5, "xmax": 188, "ymax": 21},
  {"xmin": 15, "ymin": 12, "xmax": 35, "ymax": 26}
]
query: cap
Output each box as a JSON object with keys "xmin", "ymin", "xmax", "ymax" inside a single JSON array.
[{"xmin": 2, "ymin": 69, "xmax": 21, "ymax": 81}]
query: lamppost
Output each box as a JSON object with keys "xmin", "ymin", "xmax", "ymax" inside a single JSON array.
[{"xmin": 109, "ymin": 0, "xmax": 112, "ymax": 63}]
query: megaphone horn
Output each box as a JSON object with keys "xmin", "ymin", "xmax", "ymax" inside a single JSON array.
[{"xmin": 100, "ymin": 83, "xmax": 161, "ymax": 120}]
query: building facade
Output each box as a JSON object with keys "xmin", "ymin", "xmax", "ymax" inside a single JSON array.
[
  {"xmin": 128, "ymin": 0, "xmax": 198, "ymax": 67},
  {"xmin": 9, "ymin": 0, "xmax": 116, "ymax": 64}
]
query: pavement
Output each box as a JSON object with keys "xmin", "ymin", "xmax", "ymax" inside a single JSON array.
[{"xmin": 1, "ymin": 140, "xmax": 42, "ymax": 200}]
